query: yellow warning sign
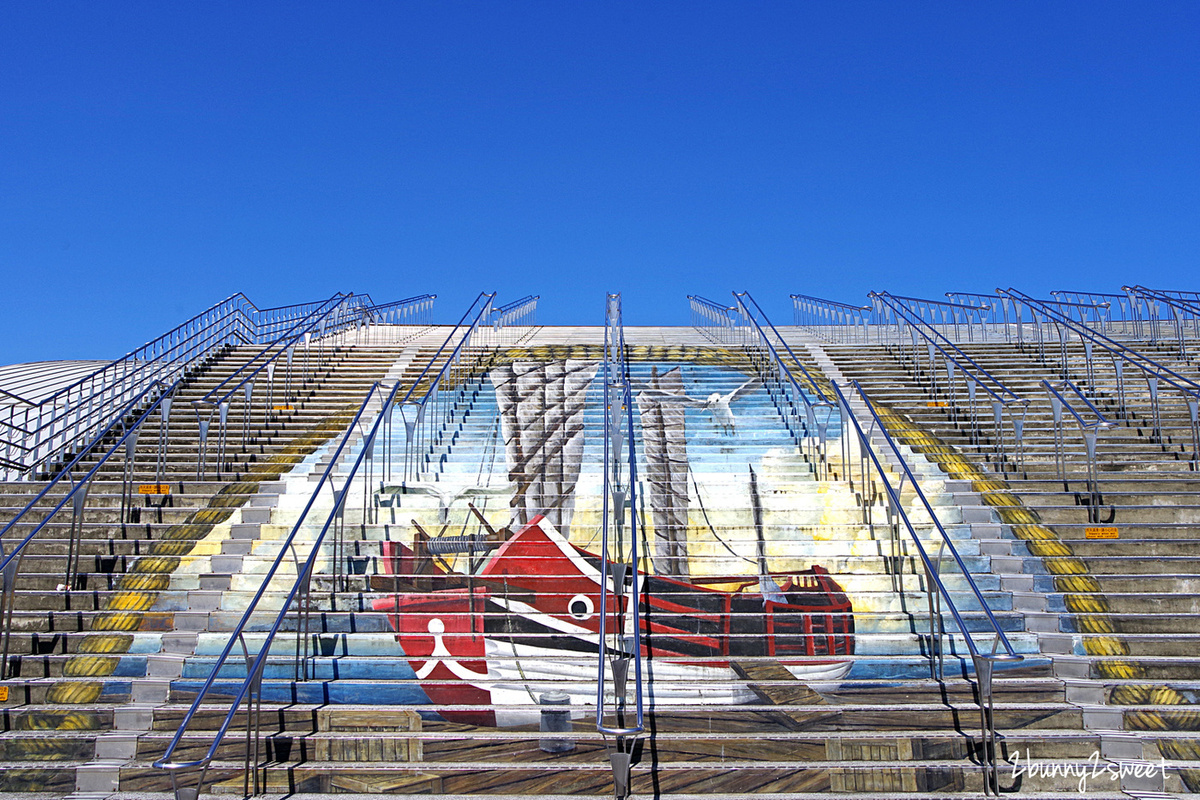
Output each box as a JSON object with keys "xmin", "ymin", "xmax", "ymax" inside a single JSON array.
[
  {"xmin": 926, "ymin": 401, "xmax": 949, "ymax": 408},
  {"xmin": 0, "ymin": 686, "xmax": 9, "ymax": 702},
  {"xmin": 138, "ymin": 484, "xmax": 171, "ymax": 495},
  {"xmin": 272, "ymin": 405, "xmax": 296, "ymax": 411},
  {"xmin": 1085, "ymin": 527, "xmax": 1118, "ymax": 539}
]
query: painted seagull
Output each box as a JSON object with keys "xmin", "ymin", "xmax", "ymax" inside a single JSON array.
[
  {"xmin": 637, "ymin": 377, "xmax": 762, "ymax": 434},
  {"xmin": 376, "ymin": 481, "xmax": 512, "ymax": 524}
]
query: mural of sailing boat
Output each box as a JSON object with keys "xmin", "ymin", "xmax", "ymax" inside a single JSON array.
[
  {"xmin": 371, "ymin": 355, "xmax": 856, "ymax": 726},
  {"xmin": 372, "ymin": 513, "xmax": 854, "ymax": 727}
]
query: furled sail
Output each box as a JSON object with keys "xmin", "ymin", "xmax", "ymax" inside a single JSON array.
[
  {"xmin": 491, "ymin": 358, "xmax": 598, "ymax": 532},
  {"xmin": 635, "ymin": 366, "xmax": 691, "ymax": 576}
]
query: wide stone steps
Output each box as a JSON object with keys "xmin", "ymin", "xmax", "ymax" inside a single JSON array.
[{"xmin": 11, "ymin": 325, "xmax": 1174, "ymax": 796}]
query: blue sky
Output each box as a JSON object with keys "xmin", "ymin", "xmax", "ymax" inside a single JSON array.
[{"xmin": 2, "ymin": 3, "xmax": 1198, "ymax": 363}]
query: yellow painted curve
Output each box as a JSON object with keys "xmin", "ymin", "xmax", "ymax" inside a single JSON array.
[{"xmin": 27, "ymin": 406, "xmax": 357, "ymax": 744}]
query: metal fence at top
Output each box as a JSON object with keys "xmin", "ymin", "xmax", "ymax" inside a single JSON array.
[
  {"xmin": 871, "ymin": 293, "xmax": 993, "ymax": 344},
  {"xmin": 688, "ymin": 294, "xmax": 739, "ymax": 345},
  {"xmin": 1124, "ymin": 286, "xmax": 1200, "ymax": 362},
  {"xmin": 490, "ymin": 294, "xmax": 538, "ymax": 331},
  {"xmin": 1048, "ymin": 290, "xmax": 1135, "ymax": 336},
  {"xmin": 999, "ymin": 288, "xmax": 1200, "ymax": 468},
  {"xmin": 0, "ymin": 292, "xmax": 437, "ymax": 481},
  {"xmin": 791, "ymin": 293, "xmax": 874, "ymax": 343}
]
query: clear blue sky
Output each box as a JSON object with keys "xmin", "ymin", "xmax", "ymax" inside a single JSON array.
[{"xmin": 2, "ymin": 3, "xmax": 1198, "ymax": 363}]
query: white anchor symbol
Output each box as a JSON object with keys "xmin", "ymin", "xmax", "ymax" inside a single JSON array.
[{"xmin": 413, "ymin": 618, "xmax": 490, "ymax": 681}]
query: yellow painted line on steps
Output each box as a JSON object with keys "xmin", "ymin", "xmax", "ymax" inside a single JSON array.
[
  {"xmin": 790, "ymin": 354, "xmax": 1200, "ymax": 788},
  {"xmin": 21, "ymin": 407, "xmax": 359, "ymax": 742}
]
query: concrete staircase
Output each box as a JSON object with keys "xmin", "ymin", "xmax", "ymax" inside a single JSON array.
[
  {"xmin": 792, "ymin": 328, "xmax": 1200, "ymax": 795},
  {"xmin": 0, "ymin": 322, "xmax": 1185, "ymax": 797},
  {"xmin": 0, "ymin": 325, "xmax": 444, "ymax": 794}
]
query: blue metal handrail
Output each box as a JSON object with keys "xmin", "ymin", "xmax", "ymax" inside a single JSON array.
[
  {"xmin": 596, "ymin": 293, "xmax": 644, "ymax": 799},
  {"xmin": 489, "ymin": 295, "xmax": 538, "ymax": 329},
  {"xmin": 872, "ymin": 293, "xmax": 1020, "ymax": 403},
  {"xmin": 0, "ymin": 293, "xmax": 347, "ymax": 479},
  {"xmin": 1000, "ymin": 288, "xmax": 1200, "ymax": 464},
  {"xmin": 830, "ymin": 378, "xmax": 1021, "ymax": 795},
  {"xmin": 154, "ymin": 293, "xmax": 494, "ymax": 798},
  {"xmin": 871, "ymin": 292, "xmax": 1030, "ymax": 472},
  {"xmin": 347, "ymin": 294, "xmax": 437, "ymax": 348},
  {"xmin": 879, "ymin": 293, "xmax": 992, "ymax": 343},
  {"xmin": 154, "ymin": 382, "xmax": 383, "ymax": 797},
  {"xmin": 1124, "ymin": 285, "xmax": 1200, "ymax": 362},
  {"xmin": 0, "ymin": 379, "xmax": 178, "ymax": 676},
  {"xmin": 196, "ymin": 295, "xmax": 351, "ymax": 405},
  {"xmin": 725, "ymin": 292, "xmax": 838, "ymax": 478},
  {"xmin": 944, "ymin": 291, "xmax": 1012, "ymax": 340},
  {"xmin": 987, "ymin": 290, "xmax": 1111, "ymax": 352},
  {"xmin": 363, "ymin": 293, "xmax": 436, "ymax": 326},
  {"xmin": 396, "ymin": 293, "xmax": 496, "ymax": 482},
  {"xmin": 1041, "ymin": 379, "xmax": 1117, "ymax": 521},
  {"xmin": 190, "ymin": 295, "xmax": 363, "ymax": 479},
  {"xmin": 687, "ymin": 295, "xmax": 738, "ymax": 344},
  {"xmin": 1049, "ymin": 290, "xmax": 1135, "ymax": 335},
  {"xmin": 186, "ymin": 293, "xmax": 438, "ymax": 481},
  {"xmin": 1042, "ymin": 379, "xmax": 1113, "ymax": 434},
  {"xmin": 737, "ymin": 293, "xmax": 831, "ymax": 402}
]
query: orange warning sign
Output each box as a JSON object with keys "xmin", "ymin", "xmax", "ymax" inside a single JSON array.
[
  {"xmin": 1085, "ymin": 527, "xmax": 1118, "ymax": 539},
  {"xmin": 138, "ymin": 484, "xmax": 171, "ymax": 495}
]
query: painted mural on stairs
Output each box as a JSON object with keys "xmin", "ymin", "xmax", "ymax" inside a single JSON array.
[{"xmin": 319, "ymin": 345, "xmax": 1016, "ymax": 726}]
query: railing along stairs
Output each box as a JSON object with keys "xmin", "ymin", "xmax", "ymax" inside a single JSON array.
[
  {"xmin": 188, "ymin": 292, "xmax": 439, "ymax": 482},
  {"xmin": 595, "ymin": 292, "xmax": 645, "ymax": 800},
  {"xmin": 875, "ymin": 293, "xmax": 993, "ymax": 343},
  {"xmin": 727, "ymin": 291, "xmax": 1022, "ymax": 794},
  {"xmin": 1041, "ymin": 379, "xmax": 1117, "ymax": 523},
  {"xmin": 395, "ymin": 293, "xmax": 539, "ymax": 485},
  {"xmin": 688, "ymin": 294, "xmax": 837, "ymax": 478},
  {"xmin": 153, "ymin": 292, "xmax": 502, "ymax": 799},
  {"xmin": 0, "ymin": 380, "xmax": 179, "ymax": 679},
  {"xmin": 490, "ymin": 294, "xmax": 539, "ymax": 330},
  {"xmin": 0, "ymin": 292, "xmax": 435, "ymax": 480},
  {"xmin": 687, "ymin": 294, "xmax": 739, "ymax": 345},
  {"xmin": 999, "ymin": 288, "xmax": 1200, "ymax": 469},
  {"xmin": 0, "ymin": 293, "xmax": 317, "ymax": 479},
  {"xmin": 0, "ymin": 292, "xmax": 435, "ymax": 681},
  {"xmin": 191, "ymin": 294, "xmax": 357, "ymax": 481},
  {"xmin": 830, "ymin": 378, "xmax": 1024, "ymax": 796},
  {"xmin": 1124, "ymin": 285, "xmax": 1200, "ymax": 363},
  {"xmin": 731, "ymin": 292, "xmax": 838, "ymax": 479},
  {"xmin": 990, "ymin": 292, "xmax": 1113, "ymax": 367},
  {"xmin": 871, "ymin": 292, "xmax": 1031, "ymax": 474},
  {"xmin": 790, "ymin": 293, "xmax": 874, "ymax": 343},
  {"xmin": 1048, "ymin": 290, "xmax": 1135, "ymax": 336}
]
